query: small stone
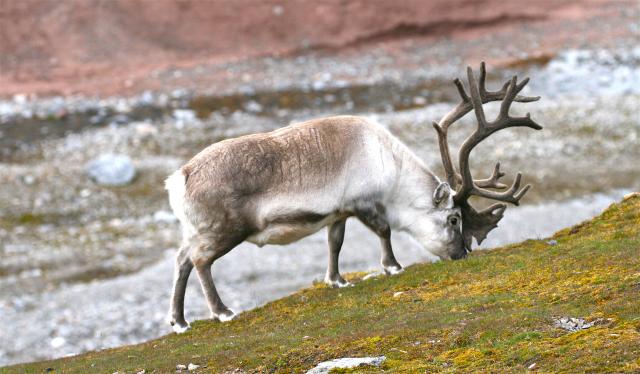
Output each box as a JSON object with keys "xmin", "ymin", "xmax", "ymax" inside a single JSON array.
[
  {"xmin": 176, "ymin": 364, "xmax": 187, "ymax": 370},
  {"xmin": 546, "ymin": 240, "xmax": 558, "ymax": 246},
  {"xmin": 187, "ymin": 363, "xmax": 200, "ymax": 371},
  {"xmin": 173, "ymin": 109, "xmax": 196, "ymax": 122},
  {"xmin": 23, "ymin": 175, "xmax": 35, "ymax": 185},
  {"xmin": 244, "ymin": 100, "xmax": 263, "ymax": 113},
  {"xmin": 306, "ymin": 356, "xmax": 385, "ymax": 374},
  {"xmin": 154, "ymin": 210, "xmax": 178, "ymax": 224},
  {"xmin": 134, "ymin": 122, "xmax": 158, "ymax": 138},
  {"xmin": 413, "ymin": 96, "xmax": 427, "ymax": 105},
  {"xmin": 362, "ymin": 271, "xmax": 383, "ymax": 280},
  {"xmin": 86, "ymin": 154, "xmax": 136, "ymax": 186},
  {"xmin": 136, "ymin": 370, "xmax": 146, "ymax": 374},
  {"xmin": 393, "ymin": 291, "xmax": 404, "ymax": 298},
  {"xmin": 528, "ymin": 362, "xmax": 537, "ymax": 370},
  {"xmin": 272, "ymin": 5, "xmax": 284, "ymax": 15},
  {"xmin": 110, "ymin": 114, "xmax": 130, "ymax": 125},
  {"xmin": 554, "ymin": 317, "xmax": 596, "ymax": 332},
  {"xmin": 50, "ymin": 336, "xmax": 66, "ymax": 348}
]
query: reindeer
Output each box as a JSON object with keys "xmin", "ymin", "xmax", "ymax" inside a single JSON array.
[{"xmin": 165, "ymin": 63, "xmax": 542, "ymax": 332}]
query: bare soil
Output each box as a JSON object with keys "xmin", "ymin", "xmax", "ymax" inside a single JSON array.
[{"xmin": 0, "ymin": 0, "xmax": 635, "ymax": 97}]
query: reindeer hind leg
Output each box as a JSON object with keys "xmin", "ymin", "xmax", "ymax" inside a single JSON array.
[{"xmin": 168, "ymin": 238, "xmax": 194, "ymax": 333}]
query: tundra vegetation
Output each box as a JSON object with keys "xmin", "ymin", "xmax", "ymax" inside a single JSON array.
[{"xmin": 7, "ymin": 194, "xmax": 639, "ymax": 373}]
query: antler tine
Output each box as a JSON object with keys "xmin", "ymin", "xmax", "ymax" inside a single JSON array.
[
  {"xmin": 453, "ymin": 78, "xmax": 470, "ymax": 105},
  {"xmin": 473, "ymin": 162, "xmax": 507, "ymax": 189},
  {"xmin": 498, "ymin": 76, "xmax": 518, "ymax": 121},
  {"xmin": 432, "ymin": 120, "xmax": 458, "ymax": 187},
  {"xmin": 466, "ymin": 66, "xmax": 488, "ymax": 128},
  {"xmin": 469, "ymin": 172, "xmax": 532, "ymax": 206},
  {"xmin": 478, "ymin": 61, "xmax": 488, "ymax": 96},
  {"xmin": 478, "ymin": 202, "xmax": 507, "ymax": 217}
]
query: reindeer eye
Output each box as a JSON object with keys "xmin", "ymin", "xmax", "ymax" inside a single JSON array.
[{"xmin": 448, "ymin": 215, "xmax": 460, "ymax": 226}]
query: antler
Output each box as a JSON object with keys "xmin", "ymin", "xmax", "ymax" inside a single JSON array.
[
  {"xmin": 432, "ymin": 62, "xmax": 539, "ymax": 190},
  {"xmin": 433, "ymin": 62, "xmax": 542, "ymax": 248}
]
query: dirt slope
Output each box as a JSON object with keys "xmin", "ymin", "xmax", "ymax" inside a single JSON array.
[{"xmin": 0, "ymin": 0, "xmax": 627, "ymax": 97}]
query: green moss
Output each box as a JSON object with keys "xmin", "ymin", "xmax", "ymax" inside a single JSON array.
[{"xmin": 5, "ymin": 195, "xmax": 640, "ymax": 373}]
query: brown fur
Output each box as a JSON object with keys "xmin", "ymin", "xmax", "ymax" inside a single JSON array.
[{"xmin": 183, "ymin": 116, "xmax": 364, "ymax": 197}]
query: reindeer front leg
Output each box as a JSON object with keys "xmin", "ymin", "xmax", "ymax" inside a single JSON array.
[
  {"xmin": 355, "ymin": 204, "xmax": 403, "ymax": 275},
  {"xmin": 324, "ymin": 219, "xmax": 352, "ymax": 287}
]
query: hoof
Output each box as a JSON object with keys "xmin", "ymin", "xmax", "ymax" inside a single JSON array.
[
  {"xmin": 170, "ymin": 321, "xmax": 191, "ymax": 334},
  {"xmin": 324, "ymin": 275, "xmax": 353, "ymax": 288},
  {"xmin": 383, "ymin": 265, "xmax": 404, "ymax": 275},
  {"xmin": 212, "ymin": 310, "xmax": 236, "ymax": 322}
]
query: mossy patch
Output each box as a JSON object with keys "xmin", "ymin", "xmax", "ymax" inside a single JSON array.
[{"xmin": 5, "ymin": 195, "xmax": 640, "ymax": 373}]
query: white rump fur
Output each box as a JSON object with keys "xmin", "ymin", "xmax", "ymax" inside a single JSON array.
[{"xmin": 165, "ymin": 170, "xmax": 187, "ymax": 225}]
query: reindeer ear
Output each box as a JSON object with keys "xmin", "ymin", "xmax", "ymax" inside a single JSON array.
[{"xmin": 433, "ymin": 182, "xmax": 452, "ymax": 207}]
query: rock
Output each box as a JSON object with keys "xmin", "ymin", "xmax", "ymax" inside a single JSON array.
[
  {"xmin": 528, "ymin": 363, "xmax": 537, "ymax": 370},
  {"xmin": 272, "ymin": 5, "xmax": 284, "ymax": 15},
  {"xmin": 173, "ymin": 109, "xmax": 196, "ymax": 122},
  {"xmin": 244, "ymin": 100, "xmax": 263, "ymax": 113},
  {"xmin": 134, "ymin": 122, "xmax": 158, "ymax": 138},
  {"xmin": 413, "ymin": 96, "xmax": 427, "ymax": 105},
  {"xmin": 546, "ymin": 240, "xmax": 558, "ymax": 246},
  {"xmin": 50, "ymin": 337, "xmax": 66, "ymax": 348},
  {"xmin": 86, "ymin": 154, "xmax": 136, "ymax": 186},
  {"xmin": 306, "ymin": 356, "xmax": 386, "ymax": 374},
  {"xmin": 362, "ymin": 271, "xmax": 383, "ymax": 280},
  {"xmin": 187, "ymin": 363, "xmax": 200, "ymax": 371},
  {"xmin": 22, "ymin": 174, "xmax": 35, "ymax": 185},
  {"xmin": 393, "ymin": 291, "xmax": 404, "ymax": 298},
  {"xmin": 110, "ymin": 114, "xmax": 130, "ymax": 125},
  {"xmin": 176, "ymin": 364, "xmax": 187, "ymax": 370},
  {"xmin": 553, "ymin": 317, "xmax": 597, "ymax": 332},
  {"xmin": 153, "ymin": 210, "xmax": 178, "ymax": 224}
]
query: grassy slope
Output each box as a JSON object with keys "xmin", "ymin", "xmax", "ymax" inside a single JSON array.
[{"xmin": 6, "ymin": 195, "xmax": 640, "ymax": 373}]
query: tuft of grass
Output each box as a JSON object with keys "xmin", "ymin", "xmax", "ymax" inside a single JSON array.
[{"xmin": 5, "ymin": 194, "xmax": 640, "ymax": 373}]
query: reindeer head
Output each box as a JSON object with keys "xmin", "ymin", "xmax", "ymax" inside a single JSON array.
[{"xmin": 432, "ymin": 62, "xmax": 542, "ymax": 258}]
